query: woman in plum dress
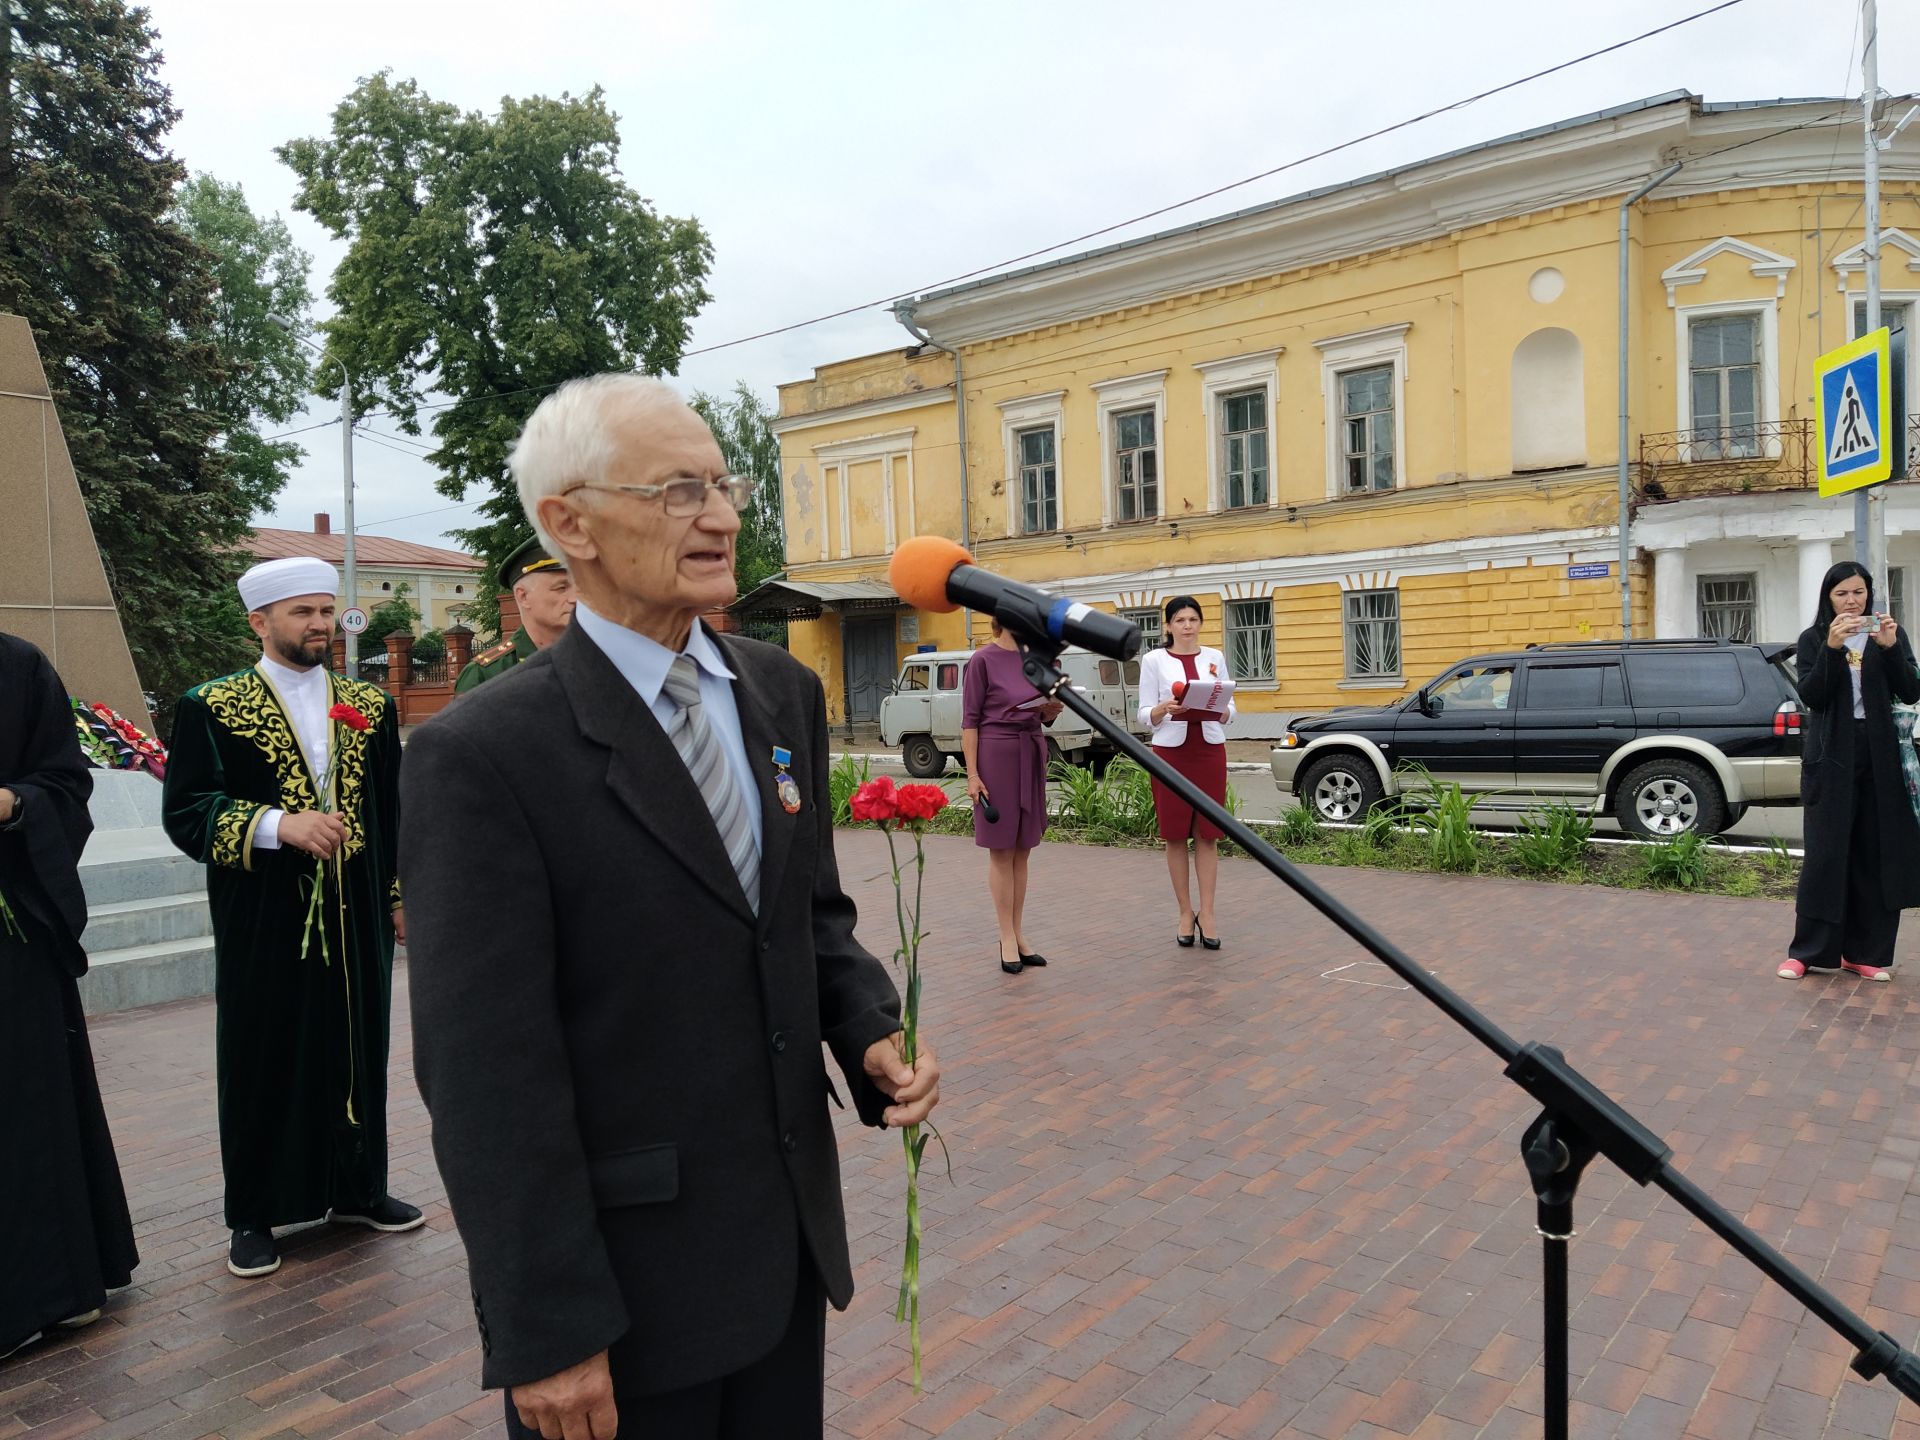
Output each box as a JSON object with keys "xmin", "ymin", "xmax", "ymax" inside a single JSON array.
[{"xmin": 962, "ymin": 619, "xmax": 1062, "ymax": 974}]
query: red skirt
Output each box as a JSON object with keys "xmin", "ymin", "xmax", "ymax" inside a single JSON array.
[{"xmin": 1151, "ymin": 723, "xmax": 1227, "ymax": 842}]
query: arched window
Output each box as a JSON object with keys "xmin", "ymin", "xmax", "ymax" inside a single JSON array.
[{"xmin": 1511, "ymin": 328, "xmax": 1586, "ymax": 472}]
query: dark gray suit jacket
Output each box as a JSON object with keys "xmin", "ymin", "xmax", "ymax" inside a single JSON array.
[{"xmin": 400, "ymin": 621, "xmax": 902, "ymax": 1395}]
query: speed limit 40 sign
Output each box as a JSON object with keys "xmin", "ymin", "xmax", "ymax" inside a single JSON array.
[{"xmin": 340, "ymin": 607, "xmax": 369, "ymax": 635}]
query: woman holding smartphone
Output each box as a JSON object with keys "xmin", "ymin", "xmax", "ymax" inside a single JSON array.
[{"xmin": 1779, "ymin": 560, "xmax": 1920, "ymax": 980}]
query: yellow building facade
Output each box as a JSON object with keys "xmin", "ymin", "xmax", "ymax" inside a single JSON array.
[{"xmin": 761, "ymin": 94, "xmax": 1919, "ymax": 733}]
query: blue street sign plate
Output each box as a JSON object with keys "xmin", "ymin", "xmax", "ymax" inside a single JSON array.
[
  {"xmin": 1567, "ymin": 563, "xmax": 1611, "ymax": 579},
  {"xmin": 1816, "ymin": 327, "xmax": 1893, "ymax": 496}
]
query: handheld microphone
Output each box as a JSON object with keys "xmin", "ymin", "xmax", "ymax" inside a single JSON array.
[
  {"xmin": 888, "ymin": 536, "xmax": 1142, "ymax": 662},
  {"xmin": 976, "ymin": 794, "xmax": 1000, "ymax": 824}
]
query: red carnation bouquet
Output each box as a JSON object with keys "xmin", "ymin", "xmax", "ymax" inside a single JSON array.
[{"xmin": 848, "ymin": 773, "xmax": 950, "ymax": 1388}]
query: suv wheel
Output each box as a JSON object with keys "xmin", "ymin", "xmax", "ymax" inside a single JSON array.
[
  {"xmin": 1299, "ymin": 753, "xmax": 1383, "ymax": 824},
  {"xmin": 1617, "ymin": 758, "xmax": 1726, "ymax": 838},
  {"xmin": 901, "ymin": 735, "xmax": 945, "ymax": 778}
]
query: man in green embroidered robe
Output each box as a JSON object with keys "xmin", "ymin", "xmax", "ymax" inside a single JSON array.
[{"xmin": 162, "ymin": 557, "xmax": 421, "ymax": 1279}]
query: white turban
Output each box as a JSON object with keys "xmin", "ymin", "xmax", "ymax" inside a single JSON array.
[{"xmin": 238, "ymin": 557, "xmax": 340, "ymax": 612}]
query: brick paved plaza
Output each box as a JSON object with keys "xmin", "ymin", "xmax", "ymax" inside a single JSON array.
[{"xmin": 6, "ymin": 832, "xmax": 1920, "ymax": 1439}]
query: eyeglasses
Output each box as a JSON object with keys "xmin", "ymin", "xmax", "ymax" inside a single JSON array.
[{"xmin": 564, "ymin": 475, "xmax": 753, "ymax": 517}]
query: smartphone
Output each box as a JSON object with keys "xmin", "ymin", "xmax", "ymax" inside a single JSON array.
[{"xmin": 1859, "ymin": 614, "xmax": 1883, "ymax": 635}]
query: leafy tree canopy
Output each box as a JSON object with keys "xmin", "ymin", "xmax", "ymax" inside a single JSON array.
[
  {"xmin": 0, "ymin": 0, "xmax": 306, "ymax": 718},
  {"xmin": 691, "ymin": 382, "xmax": 784, "ymax": 598},
  {"xmin": 170, "ymin": 172, "xmax": 315, "ymax": 517},
  {"xmin": 278, "ymin": 73, "xmax": 714, "ymax": 637}
]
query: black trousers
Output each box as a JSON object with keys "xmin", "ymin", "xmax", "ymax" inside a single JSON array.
[
  {"xmin": 504, "ymin": 1263, "xmax": 826, "ymax": 1440},
  {"xmin": 1791, "ymin": 721, "xmax": 1903, "ymax": 969}
]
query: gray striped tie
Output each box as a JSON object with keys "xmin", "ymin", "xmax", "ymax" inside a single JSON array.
[{"xmin": 662, "ymin": 654, "xmax": 760, "ymax": 913}]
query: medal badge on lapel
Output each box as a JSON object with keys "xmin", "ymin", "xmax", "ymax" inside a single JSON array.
[{"xmin": 771, "ymin": 746, "xmax": 802, "ymax": 814}]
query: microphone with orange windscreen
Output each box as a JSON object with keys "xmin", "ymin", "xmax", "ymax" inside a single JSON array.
[{"xmin": 887, "ymin": 536, "xmax": 1143, "ymax": 662}]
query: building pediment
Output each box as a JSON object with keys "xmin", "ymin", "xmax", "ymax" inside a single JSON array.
[
  {"xmin": 1829, "ymin": 227, "xmax": 1920, "ymax": 284},
  {"xmin": 1660, "ymin": 236, "xmax": 1796, "ymax": 306}
]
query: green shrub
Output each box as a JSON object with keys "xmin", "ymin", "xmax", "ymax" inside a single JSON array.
[
  {"xmin": 829, "ymin": 752, "xmax": 871, "ymax": 826},
  {"xmin": 1511, "ymin": 804, "xmax": 1594, "ymax": 875},
  {"xmin": 1360, "ymin": 808, "xmax": 1397, "ymax": 851},
  {"xmin": 1397, "ymin": 764, "xmax": 1483, "ymax": 872},
  {"xmin": 1640, "ymin": 830, "xmax": 1713, "ymax": 889},
  {"xmin": 1048, "ymin": 755, "xmax": 1158, "ymax": 838},
  {"xmin": 1277, "ymin": 804, "xmax": 1323, "ymax": 847}
]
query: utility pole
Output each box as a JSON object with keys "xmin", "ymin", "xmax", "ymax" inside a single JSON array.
[
  {"xmin": 339, "ymin": 365, "xmax": 358, "ymax": 672},
  {"xmin": 1855, "ymin": 0, "xmax": 1885, "ymax": 593}
]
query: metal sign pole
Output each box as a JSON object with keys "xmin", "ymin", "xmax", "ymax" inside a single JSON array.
[{"xmin": 1858, "ymin": 0, "xmax": 1885, "ymax": 592}]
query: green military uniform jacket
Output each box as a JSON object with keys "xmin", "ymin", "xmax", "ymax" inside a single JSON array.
[{"xmin": 453, "ymin": 626, "xmax": 538, "ymax": 693}]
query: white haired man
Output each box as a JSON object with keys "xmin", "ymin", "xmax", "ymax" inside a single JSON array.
[
  {"xmin": 161, "ymin": 558, "xmax": 421, "ymax": 1279},
  {"xmin": 400, "ymin": 375, "xmax": 941, "ymax": 1438}
]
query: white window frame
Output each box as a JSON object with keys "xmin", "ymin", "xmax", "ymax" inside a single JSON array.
[
  {"xmin": 1671, "ymin": 300, "xmax": 1781, "ymax": 463},
  {"xmin": 1315, "ymin": 324, "xmax": 1410, "ymax": 500},
  {"xmin": 996, "ymin": 390, "xmax": 1066, "ymax": 539},
  {"xmin": 1342, "ymin": 588, "xmax": 1402, "ymax": 681},
  {"xmin": 1195, "ymin": 349, "xmax": 1282, "ymax": 514},
  {"xmin": 1121, "ymin": 606, "xmax": 1162, "ymax": 650},
  {"xmin": 1091, "ymin": 370, "xmax": 1168, "ymax": 528},
  {"xmin": 811, "ymin": 427, "xmax": 916, "ymax": 557},
  {"xmin": 1846, "ymin": 290, "xmax": 1919, "ymax": 473},
  {"xmin": 1696, "ymin": 571, "xmax": 1758, "ymax": 643},
  {"xmin": 1224, "ymin": 598, "xmax": 1275, "ymax": 683}
]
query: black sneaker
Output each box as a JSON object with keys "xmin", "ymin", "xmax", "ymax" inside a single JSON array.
[
  {"xmin": 330, "ymin": 1196, "xmax": 424, "ymax": 1233},
  {"xmin": 227, "ymin": 1228, "xmax": 280, "ymax": 1278}
]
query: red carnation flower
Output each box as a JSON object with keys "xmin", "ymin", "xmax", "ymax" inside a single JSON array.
[
  {"xmin": 850, "ymin": 775, "xmax": 899, "ymax": 822},
  {"xmin": 328, "ymin": 702, "xmax": 371, "ymax": 732},
  {"xmin": 894, "ymin": 784, "xmax": 949, "ymax": 823}
]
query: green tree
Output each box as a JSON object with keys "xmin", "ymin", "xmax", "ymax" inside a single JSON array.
[
  {"xmin": 170, "ymin": 173, "xmax": 315, "ymax": 514},
  {"xmin": 278, "ymin": 72, "xmax": 714, "ymax": 637},
  {"xmin": 0, "ymin": 0, "xmax": 272, "ymax": 718},
  {"xmin": 692, "ymin": 382, "xmax": 785, "ymax": 597}
]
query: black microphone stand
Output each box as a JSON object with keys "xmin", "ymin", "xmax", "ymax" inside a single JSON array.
[{"xmin": 1016, "ymin": 635, "xmax": 1920, "ymax": 1436}]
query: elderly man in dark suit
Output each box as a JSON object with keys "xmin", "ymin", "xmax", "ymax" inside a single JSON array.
[{"xmin": 399, "ymin": 374, "xmax": 940, "ymax": 1440}]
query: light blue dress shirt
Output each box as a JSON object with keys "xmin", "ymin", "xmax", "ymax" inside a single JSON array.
[{"xmin": 572, "ymin": 602, "xmax": 764, "ymax": 859}]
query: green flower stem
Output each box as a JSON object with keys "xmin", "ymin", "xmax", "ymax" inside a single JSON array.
[
  {"xmin": 0, "ymin": 886, "xmax": 23, "ymax": 942},
  {"xmin": 880, "ymin": 820, "xmax": 927, "ymax": 1390}
]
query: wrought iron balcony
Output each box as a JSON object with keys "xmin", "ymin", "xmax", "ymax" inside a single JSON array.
[{"xmin": 1636, "ymin": 419, "xmax": 1813, "ymax": 503}]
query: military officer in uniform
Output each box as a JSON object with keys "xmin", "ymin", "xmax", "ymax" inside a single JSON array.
[{"xmin": 454, "ymin": 535, "xmax": 577, "ymax": 693}]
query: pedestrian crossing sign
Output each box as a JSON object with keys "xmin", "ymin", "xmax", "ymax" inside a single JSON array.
[{"xmin": 1816, "ymin": 326, "xmax": 1893, "ymax": 496}]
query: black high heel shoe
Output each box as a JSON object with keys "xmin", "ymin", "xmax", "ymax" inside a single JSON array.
[
  {"xmin": 999, "ymin": 945, "xmax": 1023, "ymax": 975},
  {"xmin": 1175, "ymin": 924, "xmax": 1196, "ymax": 948},
  {"xmin": 1018, "ymin": 950, "xmax": 1048, "ymax": 967},
  {"xmin": 1195, "ymin": 923, "xmax": 1222, "ymax": 951}
]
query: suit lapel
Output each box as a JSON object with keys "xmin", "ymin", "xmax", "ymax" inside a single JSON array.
[
  {"xmin": 549, "ymin": 624, "xmax": 755, "ymax": 923},
  {"xmin": 718, "ymin": 633, "xmax": 799, "ymax": 926}
]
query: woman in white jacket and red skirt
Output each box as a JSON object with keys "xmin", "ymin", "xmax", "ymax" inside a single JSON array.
[{"xmin": 1137, "ymin": 596, "xmax": 1235, "ymax": 950}]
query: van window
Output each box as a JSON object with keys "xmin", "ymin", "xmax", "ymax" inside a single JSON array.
[
  {"xmin": 1124, "ymin": 659, "xmax": 1140, "ymax": 685},
  {"xmin": 897, "ymin": 665, "xmax": 929, "ymax": 693},
  {"xmin": 1625, "ymin": 651, "xmax": 1743, "ymax": 706},
  {"xmin": 1098, "ymin": 659, "xmax": 1120, "ymax": 686},
  {"xmin": 936, "ymin": 663, "xmax": 960, "ymax": 690}
]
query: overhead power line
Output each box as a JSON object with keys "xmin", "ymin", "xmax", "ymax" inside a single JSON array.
[{"xmin": 324, "ymin": 0, "xmax": 1751, "ymax": 432}]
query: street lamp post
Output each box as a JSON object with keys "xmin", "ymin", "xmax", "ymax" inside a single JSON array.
[{"xmin": 270, "ymin": 317, "xmax": 358, "ymax": 669}]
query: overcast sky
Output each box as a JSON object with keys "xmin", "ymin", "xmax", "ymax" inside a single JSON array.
[{"xmin": 138, "ymin": 0, "xmax": 1901, "ymax": 554}]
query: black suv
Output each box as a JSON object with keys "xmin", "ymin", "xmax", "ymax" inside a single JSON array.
[{"xmin": 1270, "ymin": 639, "xmax": 1803, "ymax": 837}]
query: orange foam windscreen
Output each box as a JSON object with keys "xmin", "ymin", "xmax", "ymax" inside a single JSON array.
[{"xmin": 888, "ymin": 535, "xmax": 974, "ymax": 613}]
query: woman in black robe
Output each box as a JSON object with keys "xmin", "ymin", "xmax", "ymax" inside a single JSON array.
[
  {"xmin": 1779, "ymin": 562, "xmax": 1920, "ymax": 980},
  {"xmin": 0, "ymin": 632, "xmax": 138, "ymax": 1359}
]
